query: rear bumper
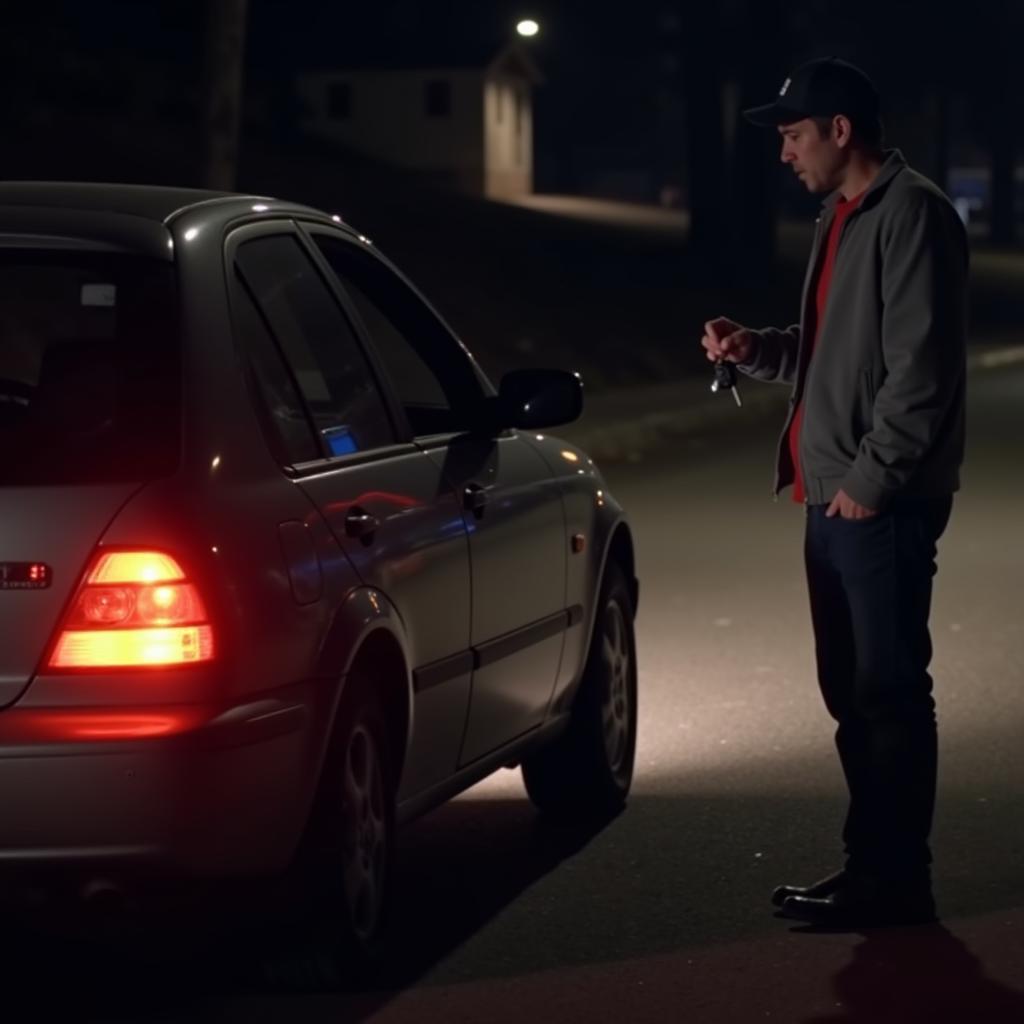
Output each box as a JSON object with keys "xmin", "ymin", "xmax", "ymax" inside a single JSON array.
[{"xmin": 0, "ymin": 687, "xmax": 328, "ymax": 878}]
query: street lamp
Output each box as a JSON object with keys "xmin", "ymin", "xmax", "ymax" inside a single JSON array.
[{"xmin": 516, "ymin": 18, "xmax": 540, "ymax": 37}]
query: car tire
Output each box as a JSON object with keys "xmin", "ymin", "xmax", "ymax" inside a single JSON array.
[
  {"xmin": 266, "ymin": 676, "xmax": 396, "ymax": 989},
  {"xmin": 522, "ymin": 560, "xmax": 637, "ymax": 817}
]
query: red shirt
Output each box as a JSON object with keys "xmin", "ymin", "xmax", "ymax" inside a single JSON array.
[{"xmin": 788, "ymin": 189, "xmax": 867, "ymax": 503}]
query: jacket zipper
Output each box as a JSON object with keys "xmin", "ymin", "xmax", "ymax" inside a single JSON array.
[
  {"xmin": 773, "ymin": 213, "xmax": 826, "ymax": 500},
  {"xmin": 772, "ymin": 169, "xmax": 898, "ymax": 502},
  {"xmin": 794, "ymin": 202, "xmax": 867, "ymax": 502}
]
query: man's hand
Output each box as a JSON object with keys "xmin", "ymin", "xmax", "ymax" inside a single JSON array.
[
  {"xmin": 825, "ymin": 489, "xmax": 878, "ymax": 520},
  {"xmin": 702, "ymin": 317, "xmax": 755, "ymax": 364}
]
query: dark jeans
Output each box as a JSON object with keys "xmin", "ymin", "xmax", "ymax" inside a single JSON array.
[{"xmin": 804, "ymin": 496, "xmax": 953, "ymax": 883}]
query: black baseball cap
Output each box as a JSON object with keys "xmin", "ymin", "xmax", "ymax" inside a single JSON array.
[{"xmin": 743, "ymin": 57, "xmax": 879, "ymax": 127}]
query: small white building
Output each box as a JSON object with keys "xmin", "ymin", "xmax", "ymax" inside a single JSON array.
[{"xmin": 296, "ymin": 42, "xmax": 542, "ymax": 200}]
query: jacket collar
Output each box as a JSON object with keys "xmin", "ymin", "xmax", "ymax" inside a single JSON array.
[{"xmin": 821, "ymin": 149, "xmax": 907, "ymax": 213}]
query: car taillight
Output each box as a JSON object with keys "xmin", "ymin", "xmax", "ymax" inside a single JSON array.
[{"xmin": 49, "ymin": 551, "xmax": 214, "ymax": 669}]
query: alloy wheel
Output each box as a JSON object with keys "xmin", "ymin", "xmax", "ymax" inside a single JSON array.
[
  {"xmin": 599, "ymin": 598, "xmax": 632, "ymax": 787},
  {"xmin": 340, "ymin": 722, "xmax": 388, "ymax": 944}
]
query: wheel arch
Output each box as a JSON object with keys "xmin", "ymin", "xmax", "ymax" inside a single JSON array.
[
  {"xmin": 601, "ymin": 520, "xmax": 638, "ymax": 618},
  {"xmin": 315, "ymin": 587, "xmax": 414, "ymax": 795},
  {"xmin": 343, "ymin": 628, "xmax": 411, "ymax": 789}
]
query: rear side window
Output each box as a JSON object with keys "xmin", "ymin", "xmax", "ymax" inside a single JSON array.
[
  {"xmin": 235, "ymin": 235, "xmax": 396, "ymax": 456},
  {"xmin": 0, "ymin": 251, "xmax": 179, "ymax": 485},
  {"xmin": 229, "ymin": 279, "xmax": 321, "ymax": 466}
]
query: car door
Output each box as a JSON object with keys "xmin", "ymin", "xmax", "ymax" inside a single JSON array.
[
  {"xmin": 228, "ymin": 224, "xmax": 473, "ymax": 801},
  {"xmin": 304, "ymin": 227, "xmax": 568, "ymax": 766}
]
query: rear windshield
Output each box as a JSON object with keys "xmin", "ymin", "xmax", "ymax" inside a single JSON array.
[{"xmin": 0, "ymin": 250, "xmax": 179, "ymax": 485}]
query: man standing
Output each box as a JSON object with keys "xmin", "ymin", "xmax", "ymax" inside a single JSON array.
[{"xmin": 702, "ymin": 57, "xmax": 968, "ymax": 927}]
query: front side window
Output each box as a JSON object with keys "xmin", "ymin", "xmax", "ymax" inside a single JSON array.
[
  {"xmin": 311, "ymin": 235, "xmax": 483, "ymax": 437},
  {"xmin": 0, "ymin": 251, "xmax": 179, "ymax": 485},
  {"xmin": 235, "ymin": 235, "xmax": 396, "ymax": 457}
]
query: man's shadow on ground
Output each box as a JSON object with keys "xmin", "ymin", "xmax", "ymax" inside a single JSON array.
[{"xmin": 799, "ymin": 923, "xmax": 1024, "ymax": 1024}]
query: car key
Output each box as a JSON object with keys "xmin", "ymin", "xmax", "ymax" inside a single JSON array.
[{"xmin": 711, "ymin": 360, "xmax": 743, "ymax": 407}]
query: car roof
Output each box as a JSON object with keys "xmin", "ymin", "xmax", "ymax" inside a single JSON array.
[
  {"xmin": 0, "ymin": 181, "xmax": 335, "ymax": 226},
  {"xmin": 0, "ymin": 182, "xmax": 232, "ymax": 221},
  {"xmin": 0, "ymin": 182, "xmax": 356, "ymax": 259}
]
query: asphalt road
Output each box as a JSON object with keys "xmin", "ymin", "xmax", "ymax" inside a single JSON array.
[{"xmin": 8, "ymin": 360, "xmax": 1024, "ymax": 1024}]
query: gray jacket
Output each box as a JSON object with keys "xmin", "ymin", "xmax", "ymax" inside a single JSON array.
[{"xmin": 740, "ymin": 150, "xmax": 968, "ymax": 508}]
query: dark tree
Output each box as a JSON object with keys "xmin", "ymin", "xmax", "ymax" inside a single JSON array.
[
  {"xmin": 679, "ymin": 0, "xmax": 791, "ymax": 281},
  {"xmin": 680, "ymin": 3, "xmax": 730, "ymax": 280},
  {"xmin": 981, "ymin": 0, "xmax": 1020, "ymax": 245},
  {"xmin": 202, "ymin": 0, "xmax": 249, "ymax": 190},
  {"xmin": 732, "ymin": 0, "xmax": 787, "ymax": 275}
]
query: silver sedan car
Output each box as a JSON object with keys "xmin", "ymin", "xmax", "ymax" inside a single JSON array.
[{"xmin": 0, "ymin": 182, "xmax": 638, "ymax": 977}]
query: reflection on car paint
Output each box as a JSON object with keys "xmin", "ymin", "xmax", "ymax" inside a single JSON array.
[{"xmin": 323, "ymin": 491, "xmax": 423, "ymax": 514}]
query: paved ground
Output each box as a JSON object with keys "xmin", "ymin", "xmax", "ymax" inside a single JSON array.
[{"xmin": 331, "ymin": 351, "xmax": 1024, "ymax": 1024}]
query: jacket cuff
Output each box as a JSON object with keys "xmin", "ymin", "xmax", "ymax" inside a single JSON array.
[
  {"xmin": 841, "ymin": 466, "xmax": 893, "ymax": 511},
  {"xmin": 738, "ymin": 329, "xmax": 768, "ymax": 373},
  {"xmin": 737, "ymin": 344, "xmax": 766, "ymax": 377}
]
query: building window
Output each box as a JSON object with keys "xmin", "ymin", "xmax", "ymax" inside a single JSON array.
[
  {"xmin": 425, "ymin": 79, "xmax": 451, "ymax": 117},
  {"xmin": 328, "ymin": 81, "xmax": 352, "ymax": 119}
]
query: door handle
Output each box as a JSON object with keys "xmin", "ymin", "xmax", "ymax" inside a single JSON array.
[
  {"xmin": 463, "ymin": 483, "xmax": 488, "ymax": 518},
  {"xmin": 344, "ymin": 507, "xmax": 379, "ymax": 542}
]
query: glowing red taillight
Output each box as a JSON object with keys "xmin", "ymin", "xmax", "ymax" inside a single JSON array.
[{"xmin": 49, "ymin": 551, "xmax": 214, "ymax": 669}]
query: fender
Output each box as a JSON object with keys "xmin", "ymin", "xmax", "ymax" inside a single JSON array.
[
  {"xmin": 594, "ymin": 516, "xmax": 639, "ymax": 619},
  {"xmin": 313, "ymin": 584, "xmax": 415, "ymax": 773},
  {"xmin": 520, "ymin": 431, "xmax": 638, "ymax": 712},
  {"xmin": 570, "ymin": 515, "xmax": 637, "ymax": 698}
]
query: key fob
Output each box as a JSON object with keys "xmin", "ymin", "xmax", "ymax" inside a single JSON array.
[{"xmin": 711, "ymin": 360, "xmax": 736, "ymax": 392}]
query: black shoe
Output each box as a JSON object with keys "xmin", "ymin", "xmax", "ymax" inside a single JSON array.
[
  {"xmin": 779, "ymin": 874, "xmax": 936, "ymax": 929},
  {"xmin": 770, "ymin": 869, "xmax": 847, "ymax": 909}
]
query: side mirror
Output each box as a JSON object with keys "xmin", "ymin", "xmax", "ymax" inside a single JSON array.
[{"xmin": 495, "ymin": 369, "xmax": 583, "ymax": 430}]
